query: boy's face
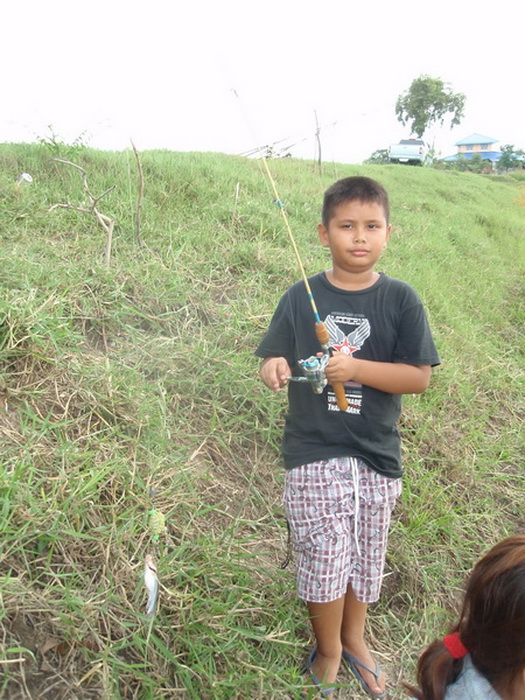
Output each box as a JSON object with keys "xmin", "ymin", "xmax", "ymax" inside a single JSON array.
[{"xmin": 318, "ymin": 199, "xmax": 391, "ymax": 277}]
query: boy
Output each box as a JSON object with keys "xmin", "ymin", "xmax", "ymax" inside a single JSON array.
[{"xmin": 256, "ymin": 177, "xmax": 440, "ymax": 697}]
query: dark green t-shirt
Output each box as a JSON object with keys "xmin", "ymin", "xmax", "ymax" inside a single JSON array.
[{"xmin": 255, "ymin": 272, "xmax": 440, "ymax": 477}]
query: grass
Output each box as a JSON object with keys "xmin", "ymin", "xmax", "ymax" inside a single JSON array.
[{"xmin": 0, "ymin": 143, "xmax": 524, "ymax": 698}]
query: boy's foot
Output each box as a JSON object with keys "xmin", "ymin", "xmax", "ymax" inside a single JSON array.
[
  {"xmin": 301, "ymin": 647, "xmax": 338, "ymax": 697},
  {"xmin": 341, "ymin": 643, "xmax": 386, "ymax": 697}
]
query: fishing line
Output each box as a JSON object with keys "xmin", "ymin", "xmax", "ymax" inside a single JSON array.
[
  {"xmin": 232, "ymin": 88, "xmax": 349, "ymax": 411},
  {"xmin": 232, "ymin": 89, "xmax": 321, "ymax": 324}
]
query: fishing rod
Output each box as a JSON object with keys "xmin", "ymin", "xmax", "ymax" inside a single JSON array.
[{"xmin": 233, "ymin": 90, "xmax": 348, "ymax": 411}]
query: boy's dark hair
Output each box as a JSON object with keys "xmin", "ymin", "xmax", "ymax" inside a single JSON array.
[{"xmin": 322, "ymin": 176, "xmax": 390, "ymax": 226}]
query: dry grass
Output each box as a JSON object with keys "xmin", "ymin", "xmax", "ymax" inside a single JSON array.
[{"xmin": 1, "ymin": 145, "xmax": 524, "ymax": 698}]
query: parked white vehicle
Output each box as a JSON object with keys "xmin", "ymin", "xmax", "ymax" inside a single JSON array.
[{"xmin": 388, "ymin": 138, "xmax": 431, "ymax": 165}]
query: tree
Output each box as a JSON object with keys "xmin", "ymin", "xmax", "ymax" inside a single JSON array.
[
  {"xmin": 365, "ymin": 149, "xmax": 390, "ymax": 164},
  {"xmin": 395, "ymin": 76, "xmax": 466, "ymax": 138},
  {"xmin": 497, "ymin": 144, "xmax": 525, "ymax": 172},
  {"xmin": 452, "ymin": 153, "xmax": 488, "ymax": 174}
]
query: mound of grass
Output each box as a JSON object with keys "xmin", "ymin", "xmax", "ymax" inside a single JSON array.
[{"xmin": 1, "ymin": 144, "xmax": 523, "ymax": 698}]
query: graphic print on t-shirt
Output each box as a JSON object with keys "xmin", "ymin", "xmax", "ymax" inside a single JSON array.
[{"xmin": 324, "ymin": 313, "xmax": 370, "ymax": 414}]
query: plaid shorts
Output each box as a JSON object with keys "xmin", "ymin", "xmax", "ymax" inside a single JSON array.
[{"xmin": 283, "ymin": 457, "xmax": 401, "ymax": 604}]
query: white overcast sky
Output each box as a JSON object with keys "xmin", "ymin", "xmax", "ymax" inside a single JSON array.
[{"xmin": 2, "ymin": 0, "xmax": 523, "ymax": 164}]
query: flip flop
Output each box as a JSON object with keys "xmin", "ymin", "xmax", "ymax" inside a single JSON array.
[
  {"xmin": 341, "ymin": 650, "xmax": 386, "ymax": 699},
  {"xmin": 301, "ymin": 647, "xmax": 337, "ymax": 697}
]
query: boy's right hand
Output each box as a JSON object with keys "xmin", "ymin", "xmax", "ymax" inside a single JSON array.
[{"xmin": 259, "ymin": 357, "xmax": 291, "ymax": 392}]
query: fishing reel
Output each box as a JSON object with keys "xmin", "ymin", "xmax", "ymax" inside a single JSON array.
[
  {"xmin": 288, "ymin": 350, "xmax": 330, "ymax": 394},
  {"xmin": 285, "ymin": 323, "xmax": 349, "ymax": 411}
]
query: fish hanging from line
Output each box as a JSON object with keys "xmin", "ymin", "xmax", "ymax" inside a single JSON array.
[{"xmin": 144, "ymin": 554, "xmax": 159, "ymax": 617}]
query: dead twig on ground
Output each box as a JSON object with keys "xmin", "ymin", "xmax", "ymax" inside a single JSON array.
[
  {"xmin": 130, "ymin": 141, "xmax": 144, "ymax": 249},
  {"xmin": 50, "ymin": 158, "xmax": 116, "ymax": 267},
  {"xmin": 314, "ymin": 110, "xmax": 322, "ymax": 175}
]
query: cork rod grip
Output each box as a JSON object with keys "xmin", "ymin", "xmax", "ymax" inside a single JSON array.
[
  {"xmin": 332, "ymin": 383, "xmax": 349, "ymax": 413},
  {"xmin": 314, "ymin": 322, "xmax": 349, "ymax": 412}
]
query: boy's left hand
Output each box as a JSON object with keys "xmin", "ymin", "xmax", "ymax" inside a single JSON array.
[{"xmin": 325, "ymin": 351, "xmax": 355, "ymax": 383}]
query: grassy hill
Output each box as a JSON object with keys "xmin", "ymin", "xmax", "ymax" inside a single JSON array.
[{"xmin": 1, "ymin": 143, "xmax": 524, "ymax": 699}]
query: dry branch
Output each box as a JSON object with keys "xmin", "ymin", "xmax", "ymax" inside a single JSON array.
[
  {"xmin": 50, "ymin": 158, "xmax": 116, "ymax": 267},
  {"xmin": 130, "ymin": 141, "xmax": 144, "ymax": 248},
  {"xmin": 314, "ymin": 110, "xmax": 322, "ymax": 175}
]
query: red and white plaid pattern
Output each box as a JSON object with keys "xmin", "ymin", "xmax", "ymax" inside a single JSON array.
[{"xmin": 283, "ymin": 457, "xmax": 401, "ymax": 603}]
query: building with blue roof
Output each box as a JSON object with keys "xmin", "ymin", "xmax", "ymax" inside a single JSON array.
[{"xmin": 443, "ymin": 133, "xmax": 501, "ymax": 164}]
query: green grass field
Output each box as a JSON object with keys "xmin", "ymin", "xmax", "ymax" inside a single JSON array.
[{"xmin": 1, "ymin": 143, "xmax": 524, "ymax": 698}]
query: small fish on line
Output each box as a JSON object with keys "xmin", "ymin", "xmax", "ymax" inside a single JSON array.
[{"xmin": 144, "ymin": 554, "xmax": 159, "ymax": 617}]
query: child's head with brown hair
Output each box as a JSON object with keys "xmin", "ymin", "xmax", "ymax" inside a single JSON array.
[
  {"xmin": 321, "ymin": 176, "xmax": 390, "ymax": 227},
  {"xmin": 407, "ymin": 535, "xmax": 525, "ymax": 700}
]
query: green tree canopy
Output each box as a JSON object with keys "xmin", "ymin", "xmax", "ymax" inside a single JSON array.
[
  {"xmin": 365, "ymin": 148, "xmax": 390, "ymax": 164},
  {"xmin": 395, "ymin": 75, "xmax": 466, "ymax": 138},
  {"xmin": 498, "ymin": 144, "xmax": 525, "ymax": 172}
]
